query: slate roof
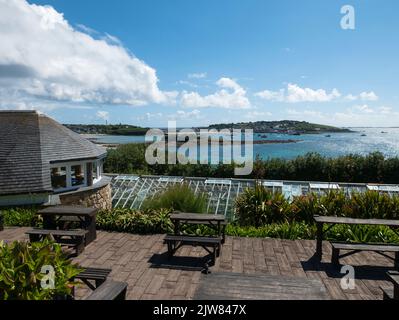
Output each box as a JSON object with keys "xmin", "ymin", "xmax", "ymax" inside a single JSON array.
[{"xmin": 0, "ymin": 111, "xmax": 106, "ymax": 196}]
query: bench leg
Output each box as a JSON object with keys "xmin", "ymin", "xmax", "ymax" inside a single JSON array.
[
  {"xmin": 29, "ymin": 234, "xmax": 41, "ymax": 242},
  {"xmin": 212, "ymin": 246, "xmax": 217, "ymax": 266},
  {"xmin": 116, "ymin": 286, "xmax": 127, "ymax": 300},
  {"xmin": 331, "ymin": 247, "xmax": 340, "ymax": 266},
  {"xmin": 216, "ymin": 243, "xmax": 221, "ymax": 257},
  {"xmin": 383, "ymin": 289, "xmax": 392, "ymax": 301},
  {"xmin": 166, "ymin": 241, "xmax": 173, "ymax": 258},
  {"xmin": 395, "ymin": 252, "xmax": 399, "ymax": 269},
  {"xmin": 315, "ymin": 223, "xmax": 323, "ymax": 260},
  {"xmin": 166, "ymin": 241, "xmax": 177, "ymax": 259},
  {"xmin": 95, "ymin": 279, "xmax": 106, "ymax": 288},
  {"xmin": 75, "ymin": 239, "xmax": 85, "ymax": 256}
]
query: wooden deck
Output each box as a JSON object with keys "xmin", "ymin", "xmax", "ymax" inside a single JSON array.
[
  {"xmin": 194, "ymin": 272, "xmax": 329, "ymax": 300},
  {"xmin": 0, "ymin": 227, "xmax": 396, "ymax": 300}
]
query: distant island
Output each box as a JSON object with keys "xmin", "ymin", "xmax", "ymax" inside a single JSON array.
[
  {"xmin": 65, "ymin": 120, "xmax": 352, "ymax": 137},
  {"xmin": 206, "ymin": 120, "xmax": 352, "ymax": 134},
  {"xmin": 64, "ymin": 124, "xmax": 149, "ymax": 136}
]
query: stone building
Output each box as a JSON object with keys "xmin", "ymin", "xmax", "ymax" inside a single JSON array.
[{"xmin": 0, "ymin": 110, "xmax": 111, "ymax": 209}]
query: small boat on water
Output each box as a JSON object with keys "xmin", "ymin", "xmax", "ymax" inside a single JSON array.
[
  {"xmin": 361, "ymin": 134, "xmax": 367, "ymax": 137},
  {"xmin": 381, "ymin": 131, "xmax": 388, "ymax": 134},
  {"xmin": 325, "ymin": 135, "xmax": 331, "ymax": 138}
]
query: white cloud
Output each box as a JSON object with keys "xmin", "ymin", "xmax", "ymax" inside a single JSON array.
[
  {"xmin": 284, "ymin": 105, "xmax": 399, "ymax": 127},
  {"xmin": 96, "ymin": 110, "xmax": 109, "ymax": 121},
  {"xmin": 345, "ymin": 91, "xmax": 379, "ymax": 102},
  {"xmin": 353, "ymin": 104, "xmax": 374, "ymax": 113},
  {"xmin": 256, "ymin": 84, "xmax": 341, "ymax": 103},
  {"xmin": 244, "ymin": 110, "xmax": 272, "ymax": 120},
  {"xmin": 180, "ymin": 77, "xmax": 251, "ymax": 109},
  {"xmin": 255, "ymin": 89, "xmax": 285, "ymax": 101},
  {"xmin": 378, "ymin": 106, "xmax": 392, "ymax": 114},
  {"xmin": 188, "ymin": 72, "xmax": 207, "ymax": 79},
  {"xmin": 102, "ymin": 33, "xmax": 123, "ymax": 46},
  {"xmin": 136, "ymin": 112, "xmax": 163, "ymax": 122},
  {"xmin": 344, "ymin": 94, "xmax": 358, "ymax": 101},
  {"xmin": 171, "ymin": 109, "xmax": 202, "ymax": 120},
  {"xmin": 359, "ymin": 91, "xmax": 378, "ymax": 101},
  {"xmin": 75, "ymin": 24, "xmax": 97, "ymax": 35},
  {"xmin": 0, "ymin": 0, "xmax": 177, "ymax": 108},
  {"xmin": 286, "ymin": 108, "xmax": 325, "ymax": 118},
  {"xmin": 178, "ymin": 80, "xmax": 199, "ymax": 88}
]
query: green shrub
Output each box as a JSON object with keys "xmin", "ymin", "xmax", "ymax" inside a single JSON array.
[
  {"xmin": 1, "ymin": 207, "xmax": 41, "ymax": 227},
  {"xmin": 324, "ymin": 224, "xmax": 399, "ymax": 243},
  {"xmin": 226, "ymin": 222, "xmax": 316, "ymax": 240},
  {"xmin": 142, "ymin": 184, "xmax": 208, "ymax": 213},
  {"xmin": 104, "ymin": 147, "xmax": 399, "ymax": 184},
  {"xmin": 237, "ymin": 188, "xmax": 399, "ymax": 226},
  {"xmin": 95, "ymin": 205, "xmax": 399, "ymax": 243},
  {"xmin": 349, "ymin": 191, "xmax": 399, "ymax": 219},
  {"xmin": 291, "ymin": 194, "xmax": 321, "ymax": 223},
  {"xmin": 105, "ymin": 143, "xmax": 150, "ymax": 174},
  {"xmin": 291, "ymin": 190, "xmax": 349, "ymax": 222},
  {"xmin": 0, "ymin": 239, "xmax": 82, "ymax": 300},
  {"xmin": 96, "ymin": 208, "xmax": 173, "ymax": 234},
  {"xmin": 235, "ymin": 183, "xmax": 291, "ymax": 226}
]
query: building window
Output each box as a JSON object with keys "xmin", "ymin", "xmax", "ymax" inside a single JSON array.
[
  {"xmin": 51, "ymin": 167, "xmax": 67, "ymax": 189},
  {"xmin": 92, "ymin": 161, "xmax": 98, "ymax": 182},
  {"xmin": 71, "ymin": 164, "xmax": 85, "ymax": 187},
  {"xmin": 98, "ymin": 160, "xmax": 103, "ymax": 178},
  {"xmin": 51, "ymin": 162, "xmax": 88, "ymax": 191},
  {"xmin": 50, "ymin": 160, "xmax": 103, "ymax": 191},
  {"xmin": 91, "ymin": 159, "xmax": 104, "ymax": 184}
]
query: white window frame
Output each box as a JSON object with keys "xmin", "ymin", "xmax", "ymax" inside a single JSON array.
[
  {"xmin": 50, "ymin": 161, "xmax": 88, "ymax": 192},
  {"xmin": 92, "ymin": 159, "xmax": 104, "ymax": 184}
]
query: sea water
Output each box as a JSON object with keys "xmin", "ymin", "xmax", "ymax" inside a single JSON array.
[{"xmin": 87, "ymin": 127, "xmax": 399, "ymax": 160}]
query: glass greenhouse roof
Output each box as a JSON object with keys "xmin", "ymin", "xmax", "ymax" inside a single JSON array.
[{"xmin": 109, "ymin": 175, "xmax": 399, "ymax": 221}]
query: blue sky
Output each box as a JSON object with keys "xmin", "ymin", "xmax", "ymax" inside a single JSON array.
[{"xmin": 1, "ymin": 0, "xmax": 399, "ymax": 127}]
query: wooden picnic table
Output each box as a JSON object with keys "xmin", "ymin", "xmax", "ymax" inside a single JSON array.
[
  {"xmin": 313, "ymin": 215, "xmax": 399, "ymax": 260},
  {"xmin": 170, "ymin": 212, "xmax": 227, "ymax": 243},
  {"xmin": 165, "ymin": 213, "xmax": 227, "ymax": 269},
  {"xmin": 38, "ymin": 206, "xmax": 98, "ymax": 245}
]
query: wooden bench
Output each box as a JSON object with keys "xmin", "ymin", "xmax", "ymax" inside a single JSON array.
[
  {"xmin": 331, "ymin": 242, "xmax": 399, "ymax": 268},
  {"xmin": 382, "ymin": 271, "xmax": 399, "ymax": 300},
  {"xmin": 170, "ymin": 212, "xmax": 227, "ymax": 243},
  {"xmin": 164, "ymin": 235, "xmax": 222, "ymax": 265},
  {"xmin": 313, "ymin": 215, "xmax": 399, "ymax": 260},
  {"xmin": 38, "ymin": 206, "xmax": 98, "ymax": 246},
  {"xmin": 85, "ymin": 280, "xmax": 128, "ymax": 300},
  {"xmin": 75, "ymin": 267, "xmax": 112, "ymax": 290},
  {"xmin": 26, "ymin": 229, "xmax": 88, "ymax": 256}
]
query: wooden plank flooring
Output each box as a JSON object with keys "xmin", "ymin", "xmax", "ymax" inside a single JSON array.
[
  {"xmin": 0, "ymin": 227, "xmax": 395, "ymax": 300},
  {"xmin": 194, "ymin": 272, "xmax": 329, "ymax": 300}
]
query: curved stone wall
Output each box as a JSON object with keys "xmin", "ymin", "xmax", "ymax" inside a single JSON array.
[{"xmin": 58, "ymin": 181, "xmax": 112, "ymax": 210}]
